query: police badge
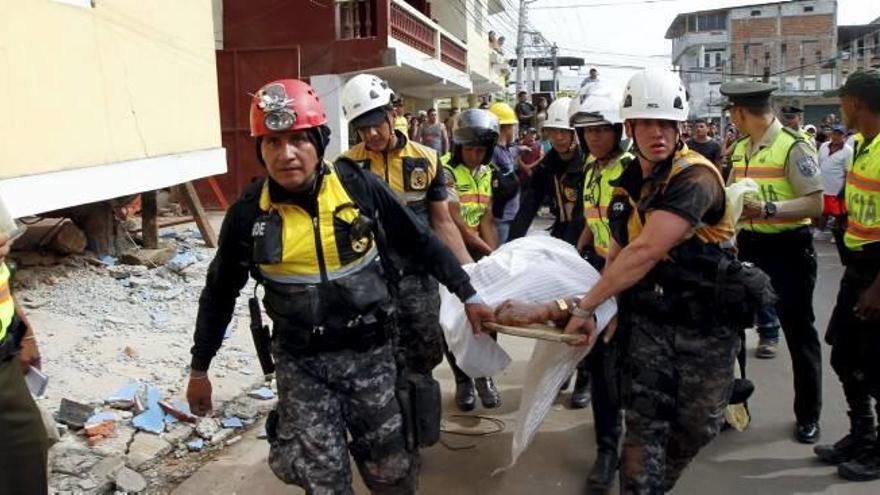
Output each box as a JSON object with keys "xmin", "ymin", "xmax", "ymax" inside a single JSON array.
[
  {"xmin": 797, "ymin": 155, "xmax": 819, "ymax": 177},
  {"xmin": 410, "ymin": 168, "xmax": 428, "ymax": 190}
]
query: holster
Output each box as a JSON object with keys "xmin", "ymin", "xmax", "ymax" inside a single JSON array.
[
  {"xmin": 396, "ymin": 370, "xmax": 441, "ymax": 451},
  {"xmin": 0, "ymin": 315, "xmax": 25, "ymax": 362}
]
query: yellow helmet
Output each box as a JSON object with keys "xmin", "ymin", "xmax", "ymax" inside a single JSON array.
[{"xmin": 489, "ymin": 102, "xmax": 518, "ymax": 125}]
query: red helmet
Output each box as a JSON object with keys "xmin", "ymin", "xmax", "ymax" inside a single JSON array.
[{"xmin": 249, "ymin": 79, "xmax": 328, "ymax": 137}]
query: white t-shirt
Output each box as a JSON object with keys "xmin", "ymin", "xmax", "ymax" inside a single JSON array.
[{"xmin": 818, "ymin": 141, "xmax": 853, "ymax": 196}]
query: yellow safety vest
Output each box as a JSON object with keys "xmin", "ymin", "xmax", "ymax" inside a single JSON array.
[
  {"xmin": 844, "ymin": 133, "xmax": 880, "ymax": 250},
  {"xmin": 614, "ymin": 147, "xmax": 735, "ymax": 247},
  {"xmin": 583, "ymin": 152, "xmax": 631, "ymax": 258},
  {"xmin": 444, "ymin": 161, "xmax": 493, "ymax": 229},
  {"xmin": 0, "ymin": 263, "xmax": 14, "ymax": 343},
  {"xmin": 731, "ymin": 128, "xmax": 812, "ymax": 233},
  {"xmin": 256, "ymin": 166, "xmax": 378, "ymax": 284},
  {"xmin": 342, "ymin": 133, "xmax": 440, "ymax": 206},
  {"xmin": 394, "ymin": 116, "xmax": 409, "ymax": 135}
]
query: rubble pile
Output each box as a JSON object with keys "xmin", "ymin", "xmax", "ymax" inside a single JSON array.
[{"xmin": 9, "ymin": 227, "xmax": 274, "ymax": 494}]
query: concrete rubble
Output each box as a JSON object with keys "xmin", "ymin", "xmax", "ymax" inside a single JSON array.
[{"xmin": 9, "ymin": 227, "xmax": 280, "ymax": 493}]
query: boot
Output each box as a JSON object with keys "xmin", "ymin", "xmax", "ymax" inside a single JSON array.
[
  {"xmin": 455, "ymin": 379, "xmax": 476, "ymax": 412},
  {"xmin": 838, "ymin": 440, "xmax": 880, "ymax": 481},
  {"xmin": 586, "ymin": 449, "xmax": 618, "ymax": 492},
  {"xmin": 815, "ymin": 413, "xmax": 876, "ymax": 465},
  {"xmin": 474, "ymin": 377, "xmax": 501, "ymax": 409},
  {"xmin": 571, "ymin": 368, "xmax": 591, "ymax": 409}
]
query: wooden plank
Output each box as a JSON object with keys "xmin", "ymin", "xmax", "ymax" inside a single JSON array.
[
  {"xmin": 181, "ymin": 181, "xmax": 218, "ymax": 248},
  {"xmin": 207, "ymin": 177, "xmax": 229, "ymax": 210},
  {"xmin": 484, "ymin": 322, "xmax": 583, "ymax": 344},
  {"xmin": 141, "ymin": 190, "xmax": 158, "ymax": 249}
]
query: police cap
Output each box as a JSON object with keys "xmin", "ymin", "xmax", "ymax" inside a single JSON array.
[
  {"xmin": 779, "ymin": 105, "xmax": 803, "ymax": 115},
  {"xmin": 719, "ymin": 81, "xmax": 777, "ymax": 108}
]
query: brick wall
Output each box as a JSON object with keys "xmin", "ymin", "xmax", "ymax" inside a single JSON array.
[{"xmin": 730, "ymin": 13, "xmax": 835, "ymax": 76}]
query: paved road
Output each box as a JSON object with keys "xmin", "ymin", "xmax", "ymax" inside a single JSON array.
[{"xmin": 172, "ymin": 239, "xmax": 880, "ymax": 495}]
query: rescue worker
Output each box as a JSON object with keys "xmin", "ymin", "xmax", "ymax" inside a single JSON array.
[
  {"xmin": 186, "ymin": 79, "xmax": 494, "ymax": 494},
  {"xmin": 721, "ymin": 81, "xmax": 824, "ymax": 444},
  {"xmin": 570, "ymin": 86, "xmax": 633, "ymax": 492},
  {"xmin": 442, "ymin": 108, "xmax": 503, "ymax": 411},
  {"xmin": 0, "ymin": 231, "xmax": 49, "ymax": 495},
  {"xmin": 817, "ymin": 69, "xmax": 880, "ymax": 481},
  {"xmin": 340, "ymin": 75, "xmax": 475, "ymax": 428},
  {"xmin": 506, "ymin": 96, "xmax": 593, "ymax": 410},
  {"xmin": 488, "ymin": 102, "xmax": 522, "ymax": 244},
  {"xmin": 562, "ymin": 68, "xmax": 754, "ymax": 492}
]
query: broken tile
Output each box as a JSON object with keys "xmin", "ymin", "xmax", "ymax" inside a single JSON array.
[
  {"xmin": 221, "ymin": 417, "xmax": 243, "ymax": 429},
  {"xmin": 158, "ymin": 400, "xmax": 197, "ymax": 423},
  {"xmin": 186, "ymin": 438, "xmax": 204, "ymax": 452},
  {"xmin": 58, "ymin": 398, "xmax": 95, "ymax": 429},
  {"xmin": 247, "ymin": 387, "xmax": 274, "ymax": 400}
]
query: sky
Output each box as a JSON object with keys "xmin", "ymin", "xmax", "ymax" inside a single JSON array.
[{"xmin": 489, "ymin": 0, "xmax": 880, "ymax": 90}]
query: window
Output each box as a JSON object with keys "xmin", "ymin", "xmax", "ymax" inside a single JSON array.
[
  {"xmin": 696, "ymin": 12, "xmax": 726, "ymax": 32},
  {"xmin": 705, "ymin": 53, "xmax": 711, "ymax": 67},
  {"xmin": 687, "ymin": 15, "xmax": 697, "ymax": 32},
  {"xmin": 804, "ymin": 5, "xmax": 814, "ymax": 12},
  {"xmin": 715, "ymin": 52, "xmax": 722, "ymax": 67},
  {"xmin": 751, "ymin": 10, "xmax": 761, "ymax": 16},
  {"xmin": 781, "ymin": 43, "xmax": 787, "ymax": 54}
]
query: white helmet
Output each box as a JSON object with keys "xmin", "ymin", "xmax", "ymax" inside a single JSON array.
[
  {"xmin": 620, "ymin": 68, "xmax": 688, "ymax": 122},
  {"xmin": 569, "ymin": 85, "xmax": 623, "ymax": 127},
  {"xmin": 341, "ymin": 74, "xmax": 395, "ymax": 123},
  {"xmin": 543, "ymin": 97, "xmax": 574, "ymax": 131}
]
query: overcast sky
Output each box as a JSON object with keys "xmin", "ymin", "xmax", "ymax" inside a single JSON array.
[{"xmin": 489, "ymin": 0, "xmax": 880, "ymax": 90}]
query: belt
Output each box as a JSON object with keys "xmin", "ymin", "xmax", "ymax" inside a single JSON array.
[{"xmin": 277, "ymin": 306, "xmax": 392, "ymax": 356}]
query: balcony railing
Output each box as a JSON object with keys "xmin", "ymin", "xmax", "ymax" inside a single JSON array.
[
  {"xmin": 337, "ymin": 0, "xmax": 377, "ymax": 40},
  {"xmin": 390, "ymin": 1, "xmax": 434, "ymax": 56},
  {"xmin": 441, "ymin": 34, "xmax": 467, "ymax": 71}
]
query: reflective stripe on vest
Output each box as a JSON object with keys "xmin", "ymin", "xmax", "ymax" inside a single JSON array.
[
  {"xmin": 582, "ymin": 152, "xmax": 630, "ymax": 257},
  {"xmin": 731, "ymin": 129, "xmax": 811, "ymax": 233},
  {"xmin": 342, "ymin": 137, "xmax": 439, "ymax": 206},
  {"xmin": 614, "ymin": 147, "xmax": 735, "ymax": 248},
  {"xmin": 0, "ymin": 263, "xmax": 14, "ymax": 343},
  {"xmin": 257, "ymin": 167, "xmax": 378, "ymax": 284},
  {"xmin": 444, "ymin": 163, "xmax": 493, "ymax": 229},
  {"xmin": 845, "ymin": 133, "xmax": 880, "ymax": 250}
]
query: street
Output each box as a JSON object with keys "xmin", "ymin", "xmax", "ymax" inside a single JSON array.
[{"xmin": 171, "ymin": 240, "xmax": 880, "ymax": 495}]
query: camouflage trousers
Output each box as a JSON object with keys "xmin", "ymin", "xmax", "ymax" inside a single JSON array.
[
  {"xmin": 395, "ymin": 273, "xmax": 443, "ymax": 375},
  {"xmin": 620, "ymin": 312, "xmax": 740, "ymax": 494},
  {"xmin": 267, "ymin": 342, "xmax": 418, "ymax": 495}
]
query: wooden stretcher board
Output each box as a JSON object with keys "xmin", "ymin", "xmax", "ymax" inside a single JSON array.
[{"xmin": 484, "ymin": 322, "xmax": 582, "ymax": 344}]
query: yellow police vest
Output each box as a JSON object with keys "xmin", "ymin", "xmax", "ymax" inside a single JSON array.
[
  {"xmin": 844, "ymin": 133, "xmax": 880, "ymax": 250},
  {"xmin": 342, "ymin": 134, "xmax": 440, "ymax": 206},
  {"xmin": 444, "ymin": 162, "xmax": 493, "ymax": 229},
  {"xmin": 583, "ymin": 152, "xmax": 631, "ymax": 258},
  {"xmin": 0, "ymin": 263, "xmax": 14, "ymax": 343},
  {"xmin": 731, "ymin": 128, "xmax": 812, "ymax": 233},
  {"xmin": 614, "ymin": 148, "xmax": 735, "ymax": 248},
  {"xmin": 256, "ymin": 167, "xmax": 378, "ymax": 284}
]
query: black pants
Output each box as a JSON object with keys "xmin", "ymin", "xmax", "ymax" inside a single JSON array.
[
  {"xmin": 737, "ymin": 228, "xmax": 822, "ymax": 424},
  {"xmin": 579, "ymin": 338, "xmax": 623, "ymax": 453},
  {"xmin": 827, "ymin": 260, "xmax": 880, "ymax": 420},
  {"xmin": 0, "ymin": 357, "xmax": 49, "ymax": 495}
]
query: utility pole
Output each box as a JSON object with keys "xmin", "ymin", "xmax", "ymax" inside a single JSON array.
[
  {"xmin": 515, "ymin": 0, "xmax": 529, "ymax": 93},
  {"xmin": 551, "ymin": 42, "xmax": 559, "ymax": 97}
]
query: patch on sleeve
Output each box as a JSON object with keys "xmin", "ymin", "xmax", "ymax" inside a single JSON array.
[
  {"xmin": 796, "ymin": 155, "xmax": 819, "ymax": 177},
  {"xmin": 443, "ymin": 169, "xmax": 456, "ymax": 189}
]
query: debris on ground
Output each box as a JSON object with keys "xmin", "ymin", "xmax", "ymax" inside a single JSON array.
[{"xmin": 248, "ymin": 387, "xmax": 274, "ymax": 400}]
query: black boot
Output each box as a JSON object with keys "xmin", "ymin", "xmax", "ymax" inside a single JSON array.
[
  {"xmin": 586, "ymin": 449, "xmax": 618, "ymax": 492},
  {"xmin": 571, "ymin": 368, "xmax": 591, "ymax": 409},
  {"xmin": 839, "ymin": 439, "xmax": 880, "ymax": 481},
  {"xmin": 474, "ymin": 377, "xmax": 501, "ymax": 409},
  {"xmin": 816, "ymin": 413, "xmax": 876, "ymax": 465},
  {"xmin": 455, "ymin": 379, "xmax": 476, "ymax": 412}
]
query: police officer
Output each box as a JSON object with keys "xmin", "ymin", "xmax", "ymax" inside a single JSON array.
[
  {"xmin": 186, "ymin": 79, "xmax": 494, "ymax": 493},
  {"xmin": 0, "ymin": 232, "xmax": 49, "ymax": 495},
  {"xmin": 441, "ymin": 109, "xmax": 504, "ymax": 410},
  {"xmin": 780, "ymin": 105, "xmax": 816, "ymax": 145},
  {"xmin": 563, "ymin": 69, "xmax": 746, "ymax": 492},
  {"xmin": 817, "ymin": 69, "xmax": 880, "ymax": 481},
  {"xmin": 569, "ymin": 86, "xmax": 633, "ymax": 491},
  {"xmin": 340, "ymin": 75, "xmax": 474, "ymax": 422},
  {"xmin": 721, "ymin": 81, "xmax": 824, "ymax": 443}
]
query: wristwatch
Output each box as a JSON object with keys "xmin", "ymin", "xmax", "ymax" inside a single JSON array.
[
  {"xmin": 570, "ymin": 305, "xmax": 594, "ymax": 320},
  {"xmin": 763, "ymin": 201, "xmax": 778, "ymax": 219},
  {"xmin": 555, "ymin": 299, "xmax": 570, "ymax": 312}
]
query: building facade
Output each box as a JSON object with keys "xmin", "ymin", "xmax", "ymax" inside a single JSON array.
[{"xmin": 666, "ymin": 0, "xmax": 839, "ymax": 121}]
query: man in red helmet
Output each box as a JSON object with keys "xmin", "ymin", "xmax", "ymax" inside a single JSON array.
[{"xmin": 186, "ymin": 79, "xmax": 494, "ymax": 493}]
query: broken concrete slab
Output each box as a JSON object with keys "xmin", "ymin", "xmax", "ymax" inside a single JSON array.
[
  {"xmin": 57, "ymin": 398, "xmax": 95, "ymax": 429},
  {"xmin": 119, "ymin": 245, "xmax": 176, "ymax": 267},
  {"xmin": 163, "ymin": 423, "xmax": 195, "ymax": 446},
  {"xmin": 92, "ymin": 424, "xmax": 136, "ymax": 458},
  {"xmin": 115, "ymin": 466, "xmax": 147, "ymax": 493},
  {"xmin": 224, "ymin": 397, "xmax": 260, "ymax": 422},
  {"xmin": 209, "ymin": 428, "xmax": 234, "ymax": 445},
  {"xmin": 166, "ymin": 251, "xmax": 197, "ymax": 274},
  {"xmin": 90, "ymin": 454, "xmax": 125, "ymax": 490},
  {"xmin": 126, "ymin": 433, "xmax": 172, "ymax": 470},
  {"xmin": 194, "ymin": 418, "xmax": 220, "ymax": 440},
  {"xmin": 49, "ymin": 222, "xmax": 88, "ymax": 255},
  {"xmin": 49, "ymin": 438, "xmax": 103, "ymax": 475}
]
